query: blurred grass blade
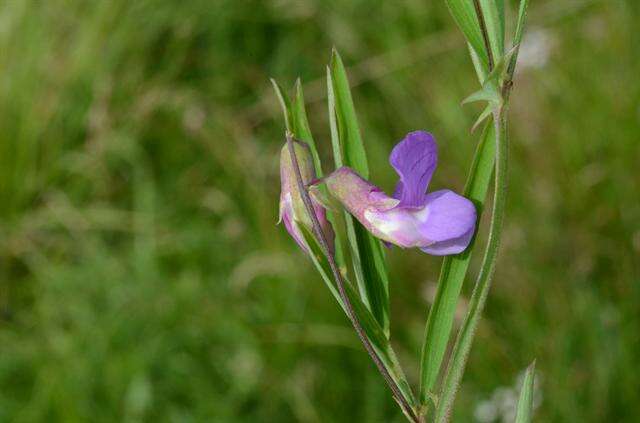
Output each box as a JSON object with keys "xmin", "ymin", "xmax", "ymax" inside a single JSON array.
[
  {"xmin": 327, "ymin": 50, "xmax": 390, "ymax": 334},
  {"xmin": 515, "ymin": 360, "xmax": 537, "ymax": 423},
  {"xmin": 419, "ymin": 122, "xmax": 496, "ymax": 402},
  {"xmin": 445, "ymin": 0, "xmax": 489, "ymax": 71},
  {"xmin": 299, "ymin": 227, "xmax": 417, "ymax": 407},
  {"xmin": 507, "ymin": 0, "xmax": 530, "ymax": 77},
  {"xmin": 478, "ymin": 0, "xmax": 505, "ymax": 61}
]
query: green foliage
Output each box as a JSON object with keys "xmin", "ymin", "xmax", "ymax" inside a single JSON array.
[
  {"xmin": 445, "ymin": 0, "xmax": 490, "ymax": 70},
  {"xmin": 327, "ymin": 50, "xmax": 391, "ymax": 334},
  {"xmin": 508, "ymin": 0, "xmax": 531, "ymax": 77},
  {"xmin": 478, "ymin": 0, "xmax": 505, "ymax": 61}
]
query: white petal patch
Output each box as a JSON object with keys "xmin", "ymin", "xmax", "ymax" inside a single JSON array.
[{"xmin": 364, "ymin": 206, "xmax": 432, "ymax": 248}]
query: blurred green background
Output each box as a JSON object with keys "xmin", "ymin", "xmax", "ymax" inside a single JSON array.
[{"xmin": 1, "ymin": 0, "xmax": 638, "ymax": 421}]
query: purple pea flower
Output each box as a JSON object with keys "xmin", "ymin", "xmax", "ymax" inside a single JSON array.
[
  {"xmin": 323, "ymin": 131, "xmax": 476, "ymax": 255},
  {"xmin": 279, "ymin": 139, "xmax": 335, "ymax": 255}
]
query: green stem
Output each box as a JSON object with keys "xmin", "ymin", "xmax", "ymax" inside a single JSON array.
[{"xmin": 434, "ymin": 106, "xmax": 508, "ymax": 422}]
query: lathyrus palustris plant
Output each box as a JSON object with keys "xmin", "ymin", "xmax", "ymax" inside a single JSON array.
[{"xmin": 272, "ymin": 1, "xmax": 535, "ymax": 421}]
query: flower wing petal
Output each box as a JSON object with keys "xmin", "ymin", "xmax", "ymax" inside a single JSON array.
[
  {"xmin": 419, "ymin": 189, "xmax": 476, "ymax": 242},
  {"xmin": 419, "ymin": 228, "xmax": 475, "ymax": 255}
]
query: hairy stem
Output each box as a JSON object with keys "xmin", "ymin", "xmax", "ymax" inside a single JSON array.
[
  {"xmin": 434, "ymin": 106, "xmax": 508, "ymax": 422},
  {"xmin": 286, "ymin": 134, "xmax": 420, "ymax": 423}
]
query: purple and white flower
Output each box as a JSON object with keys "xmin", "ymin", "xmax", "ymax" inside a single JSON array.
[
  {"xmin": 279, "ymin": 139, "xmax": 334, "ymax": 255},
  {"xmin": 323, "ymin": 131, "xmax": 476, "ymax": 255}
]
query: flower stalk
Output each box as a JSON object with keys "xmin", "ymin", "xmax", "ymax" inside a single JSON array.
[{"xmin": 285, "ymin": 133, "xmax": 421, "ymax": 423}]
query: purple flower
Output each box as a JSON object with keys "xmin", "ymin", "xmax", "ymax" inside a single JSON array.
[
  {"xmin": 323, "ymin": 131, "xmax": 476, "ymax": 255},
  {"xmin": 279, "ymin": 140, "xmax": 334, "ymax": 254}
]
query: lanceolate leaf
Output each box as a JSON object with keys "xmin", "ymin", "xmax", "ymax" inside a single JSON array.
[
  {"xmin": 478, "ymin": 0, "xmax": 505, "ymax": 62},
  {"xmin": 270, "ymin": 79, "xmax": 293, "ymax": 132},
  {"xmin": 328, "ymin": 50, "xmax": 390, "ymax": 334},
  {"xmin": 328, "ymin": 49, "xmax": 369, "ymax": 177},
  {"xmin": 495, "ymin": 0, "xmax": 505, "ymax": 44},
  {"xmin": 419, "ymin": 122, "xmax": 496, "ymax": 402},
  {"xmin": 468, "ymin": 43, "xmax": 488, "ymax": 83},
  {"xmin": 292, "ymin": 79, "xmax": 323, "ymax": 176},
  {"xmin": 515, "ymin": 360, "xmax": 537, "ymax": 423},
  {"xmin": 507, "ymin": 0, "xmax": 530, "ymax": 78},
  {"xmin": 445, "ymin": 0, "xmax": 489, "ymax": 71}
]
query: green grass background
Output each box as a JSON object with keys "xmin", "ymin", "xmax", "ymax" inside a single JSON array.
[{"xmin": 1, "ymin": 0, "xmax": 638, "ymax": 421}]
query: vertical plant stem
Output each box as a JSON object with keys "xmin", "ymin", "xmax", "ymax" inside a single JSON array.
[
  {"xmin": 286, "ymin": 134, "xmax": 420, "ymax": 423},
  {"xmin": 432, "ymin": 0, "xmax": 526, "ymax": 417},
  {"xmin": 435, "ymin": 106, "xmax": 508, "ymax": 422}
]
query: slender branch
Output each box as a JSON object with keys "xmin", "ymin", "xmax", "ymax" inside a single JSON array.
[
  {"xmin": 286, "ymin": 134, "xmax": 420, "ymax": 423},
  {"xmin": 473, "ymin": 0, "xmax": 494, "ymax": 71}
]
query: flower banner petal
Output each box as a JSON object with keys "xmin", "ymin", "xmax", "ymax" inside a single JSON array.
[{"xmin": 390, "ymin": 131, "xmax": 438, "ymax": 208}]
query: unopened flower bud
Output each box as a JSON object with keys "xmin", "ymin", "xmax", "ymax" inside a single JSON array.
[{"xmin": 279, "ymin": 139, "xmax": 334, "ymax": 255}]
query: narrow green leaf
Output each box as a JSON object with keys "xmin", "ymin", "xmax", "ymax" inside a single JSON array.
[
  {"xmin": 328, "ymin": 50, "xmax": 390, "ymax": 334},
  {"xmin": 495, "ymin": 0, "xmax": 505, "ymax": 43},
  {"xmin": 292, "ymin": 79, "xmax": 323, "ymax": 177},
  {"xmin": 270, "ymin": 79, "xmax": 293, "ymax": 132},
  {"xmin": 419, "ymin": 123, "xmax": 496, "ymax": 403},
  {"xmin": 515, "ymin": 360, "xmax": 537, "ymax": 423},
  {"xmin": 468, "ymin": 43, "xmax": 488, "ymax": 83},
  {"xmin": 513, "ymin": 0, "xmax": 530, "ymax": 48},
  {"xmin": 327, "ymin": 66, "xmax": 343, "ymax": 168},
  {"xmin": 479, "ymin": 0, "xmax": 504, "ymax": 61},
  {"xmin": 445, "ymin": 0, "xmax": 489, "ymax": 71},
  {"xmin": 329, "ymin": 49, "xmax": 369, "ymax": 177},
  {"xmin": 507, "ymin": 0, "xmax": 530, "ymax": 78}
]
